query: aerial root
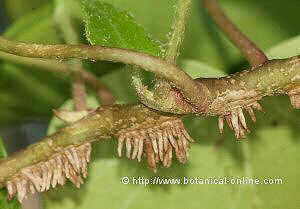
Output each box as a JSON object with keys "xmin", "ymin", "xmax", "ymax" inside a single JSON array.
[
  {"xmin": 6, "ymin": 143, "xmax": 92, "ymax": 203},
  {"xmin": 116, "ymin": 119, "xmax": 194, "ymax": 172},
  {"xmin": 218, "ymin": 102, "xmax": 263, "ymax": 139}
]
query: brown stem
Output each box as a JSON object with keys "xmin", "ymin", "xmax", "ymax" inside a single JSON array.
[
  {"xmin": 202, "ymin": 0, "xmax": 268, "ymax": 67},
  {"xmin": 80, "ymin": 70, "xmax": 115, "ymax": 105},
  {"xmin": 72, "ymin": 68, "xmax": 87, "ymax": 111}
]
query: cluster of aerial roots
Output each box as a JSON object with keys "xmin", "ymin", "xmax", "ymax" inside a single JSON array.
[
  {"xmin": 116, "ymin": 118, "xmax": 194, "ymax": 172},
  {"xmin": 218, "ymin": 101, "xmax": 263, "ymax": 138},
  {"xmin": 5, "ymin": 93, "xmax": 298, "ymax": 202},
  {"xmin": 6, "ymin": 142, "xmax": 91, "ymax": 203}
]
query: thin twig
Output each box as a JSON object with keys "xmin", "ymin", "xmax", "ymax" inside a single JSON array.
[
  {"xmin": 55, "ymin": 0, "xmax": 87, "ymax": 111},
  {"xmin": 202, "ymin": 0, "xmax": 268, "ymax": 67},
  {"xmin": 71, "ymin": 67, "xmax": 88, "ymax": 110}
]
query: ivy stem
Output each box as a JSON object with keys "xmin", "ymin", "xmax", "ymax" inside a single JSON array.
[
  {"xmin": 55, "ymin": 0, "xmax": 87, "ymax": 111},
  {"xmin": 0, "ymin": 36, "xmax": 208, "ymax": 112},
  {"xmin": 202, "ymin": 0, "xmax": 268, "ymax": 67},
  {"xmin": 0, "ymin": 58, "xmax": 298, "ymax": 186},
  {"xmin": 0, "ymin": 104, "xmax": 178, "ymax": 187}
]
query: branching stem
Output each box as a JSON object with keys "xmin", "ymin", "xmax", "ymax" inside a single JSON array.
[
  {"xmin": 0, "ymin": 36, "xmax": 208, "ymax": 112},
  {"xmin": 0, "ymin": 37, "xmax": 299, "ymax": 116}
]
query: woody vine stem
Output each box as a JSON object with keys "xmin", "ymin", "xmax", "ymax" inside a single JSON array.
[{"xmin": 0, "ymin": 0, "xmax": 299, "ymax": 202}]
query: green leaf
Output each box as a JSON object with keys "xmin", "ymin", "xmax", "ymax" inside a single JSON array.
[
  {"xmin": 82, "ymin": 0, "xmax": 161, "ymax": 56},
  {"xmin": 0, "ymin": 137, "xmax": 21, "ymax": 209}
]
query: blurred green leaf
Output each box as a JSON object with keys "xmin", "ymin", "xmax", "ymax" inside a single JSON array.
[
  {"xmin": 0, "ymin": 4, "xmax": 69, "ymax": 124},
  {"xmin": 267, "ymin": 35, "xmax": 300, "ymax": 59},
  {"xmin": 0, "ymin": 137, "xmax": 21, "ymax": 209},
  {"xmin": 0, "ymin": 137, "xmax": 7, "ymax": 159},
  {"xmin": 4, "ymin": 0, "xmax": 47, "ymax": 20},
  {"xmin": 54, "ymin": 0, "xmax": 83, "ymax": 20},
  {"xmin": 180, "ymin": 59, "xmax": 227, "ymax": 78}
]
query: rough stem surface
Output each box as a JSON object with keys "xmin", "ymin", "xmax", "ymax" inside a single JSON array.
[{"xmin": 0, "ymin": 104, "xmax": 174, "ymax": 187}]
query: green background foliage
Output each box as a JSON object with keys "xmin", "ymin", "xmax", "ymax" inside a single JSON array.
[{"xmin": 0, "ymin": 0, "xmax": 299, "ymax": 209}]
